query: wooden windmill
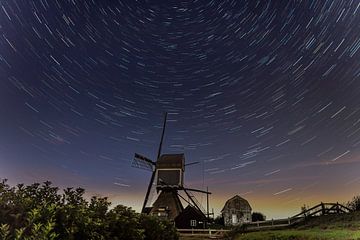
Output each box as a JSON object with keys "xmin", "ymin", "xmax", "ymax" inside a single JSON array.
[{"xmin": 132, "ymin": 113, "xmax": 212, "ymax": 222}]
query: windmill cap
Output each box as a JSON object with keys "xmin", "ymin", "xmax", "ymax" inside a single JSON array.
[{"xmin": 157, "ymin": 154, "xmax": 185, "ymax": 170}]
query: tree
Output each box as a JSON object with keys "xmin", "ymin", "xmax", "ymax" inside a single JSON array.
[
  {"xmin": 213, "ymin": 215, "xmax": 224, "ymax": 226},
  {"xmin": 106, "ymin": 205, "xmax": 143, "ymax": 240},
  {"xmin": 347, "ymin": 195, "xmax": 360, "ymax": 211},
  {"xmin": 251, "ymin": 212, "xmax": 266, "ymax": 222}
]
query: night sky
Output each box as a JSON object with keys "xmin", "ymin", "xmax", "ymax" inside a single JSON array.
[{"xmin": 1, "ymin": 0, "xmax": 360, "ymax": 218}]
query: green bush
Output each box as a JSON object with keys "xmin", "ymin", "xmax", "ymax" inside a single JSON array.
[
  {"xmin": 0, "ymin": 179, "xmax": 178, "ymax": 240},
  {"xmin": 251, "ymin": 212, "xmax": 266, "ymax": 222},
  {"xmin": 140, "ymin": 215, "xmax": 178, "ymax": 240}
]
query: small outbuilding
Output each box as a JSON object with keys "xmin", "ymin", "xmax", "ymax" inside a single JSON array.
[
  {"xmin": 175, "ymin": 205, "xmax": 207, "ymax": 229},
  {"xmin": 221, "ymin": 195, "xmax": 252, "ymax": 226}
]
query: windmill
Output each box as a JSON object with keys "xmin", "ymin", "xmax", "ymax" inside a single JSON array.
[{"xmin": 132, "ymin": 112, "xmax": 212, "ymax": 222}]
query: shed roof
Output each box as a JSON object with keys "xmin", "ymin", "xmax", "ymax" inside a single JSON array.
[{"xmin": 176, "ymin": 205, "xmax": 206, "ymax": 220}]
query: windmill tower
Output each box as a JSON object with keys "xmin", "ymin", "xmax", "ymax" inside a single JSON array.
[{"xmin": 132, "ymin": 113, "xmax": 212, "ymax": 223}]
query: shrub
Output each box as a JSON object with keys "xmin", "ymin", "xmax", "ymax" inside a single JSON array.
[
  {"xmin": 0, "ymin": 179, "xmax": 178, "ymax": 240},
  {"xmin": 214, "ymin": 215, "xmax": 224, "ymax": 226},
  {"xmin": 106, "ymin": 205, "xmax": 144, "ymax": 240},
  {"xmin": 140, "ymin": 214, "xmax": 178, "ymax": 240},
  {"xmin": 251, "ymin": 212, "xmax": 266, "ymax": 222},
  {"xmin": 347, "ymin": 195, "xmax": 360, "ymax": 211}
]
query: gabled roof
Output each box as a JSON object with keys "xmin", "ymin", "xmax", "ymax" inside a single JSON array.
[{"xmin": 175, "ymin": 205, "xmax": 207, "ymax": 221}]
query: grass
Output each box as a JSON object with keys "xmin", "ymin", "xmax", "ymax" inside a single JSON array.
[
  {"xmin": 233, "ymin": 212, "xmax": 360, "ymax": 240},
  {"xmin": 235, "ymin": 229, "xmax": 360, "ymax": 240},
  {"xmin": 180, "ymin": 212, "xmax": 360, "ymax": 240},
  {"xmin": 180, "ymin": 229, "xmax": 360, "ymax": 240}
]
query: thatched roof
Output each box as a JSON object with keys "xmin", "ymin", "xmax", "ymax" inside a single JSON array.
[{"xmin": 221, "ymin": 195, "xmax": 252, "ymax": 212}]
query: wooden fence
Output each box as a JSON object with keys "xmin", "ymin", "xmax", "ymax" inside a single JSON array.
[
  {"xmin": 178, "ymin": 228, "xmax": 230, "ymax": 238},
  {"xmin": 177, "ymin": 202, "xmax": 352, "ymax": 236},
  {"xmin": 245, "ymin": 202, "xmax": 352, "ymax": 230}
]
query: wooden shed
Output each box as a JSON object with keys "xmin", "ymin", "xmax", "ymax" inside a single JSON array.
[
  {"xmin": 221, "ymin": 195, "xmax": 252, "ymax": 226},
  {"xmin": 175, "ymin": 205, "xmax": 207, "ymax": 229}
]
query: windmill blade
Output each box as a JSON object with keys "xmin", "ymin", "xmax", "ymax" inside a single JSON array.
[
  {"xmin": 183, "ymin": 188, "xmax": 207, "ymax": 215},
  {"xmin": 182, "ymin": 187, "xmax": 211, "ymax": 194},
  {"xmin": 185, "ymin": 161, "xmax": 200, "ymax": 167},
  {"xmin": 142, "ymin": 169, "xmax": 157, "ymax": 213},
  {"xmin": 134, "ymin": 153, "xmax": 156, "ymax": 165},
  {"xmin": 156, "ymin": 112, "xmax": 168, "ymax": 160},
  {"xmin": 145, "ymin": 171, "xmax": 158, "ymax": 207},
  {"xmin": 132, "ymin": 153, "xmax": 155, "ymax": 172}
]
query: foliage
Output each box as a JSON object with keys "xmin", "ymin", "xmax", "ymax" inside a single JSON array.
[
  {"xmin": 106, "ymin": 205, "xmax": 143, "ymax": 240},
  {"xmin": 251, "ymin": 212, "xmax": 266, "ymax": 222},
  {"xmin": 140, "ymin": 214, "xmax": 178, "ymax": 240},
  {"xmin": 300, "ymin": 204, "xmax": 311, "ymax": 218},
  {"xmin": 347, "ymin": 195, "xmax": 360, "ymax": 211},
  {"xmin": 0, "ymin": 179, "xmax": 178, "ymax": 240},
  {"xmin": 226, "ymin": 223, "xmax": 248, "ymax": 239},
  {"xmin": 213, "ymin": 215, "xmax": 224, "ymax": 226}
]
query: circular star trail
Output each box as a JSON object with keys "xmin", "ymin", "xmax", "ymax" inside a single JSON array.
[{"xmin": 1, "ymin": 0, "xmax": 360, "ymax": 217}]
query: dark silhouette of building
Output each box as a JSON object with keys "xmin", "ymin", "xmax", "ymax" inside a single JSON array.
[
  {"xmin": 175, "ymin": 205, "xmax": 207, "ymax": 229},
  {"xmin": 132, "ymin": 113, "xmax": 212, "ymax": 227},
  {"xmin": 221, "ymin": 195, "xmax": 252, "ymax": 226}
]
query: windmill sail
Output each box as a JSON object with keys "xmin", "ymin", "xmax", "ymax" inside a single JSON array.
[
  {"xmin": 141, "ymin": 112, "xmax": 168, "ymax": 213},
  {"xmin": 156, "ymin": 112, "xmax": 167, "ymax": 160},
  {"xmin": 144, "ymin": 170, "xmax": 158, "ymax": 207},
  {"xmin": 132, "ymin": 153, "xmax": 155, "ymax": 172}
]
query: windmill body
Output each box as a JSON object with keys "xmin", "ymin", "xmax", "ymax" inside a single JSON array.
[
  {"xmin": 148, "ymin": 154, "xmax": 184, "ymax": 220},
  {"xmin": 132, "ymin": 113, "xmax": 212, "ymax": 225},
  {"xmin": 156, "ymin": 154, "xmax": 184, "ymax": 188}
]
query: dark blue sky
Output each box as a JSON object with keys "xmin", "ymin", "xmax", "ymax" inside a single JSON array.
[{"xmin": 1, "ymin": 0, "xmax": 360, "ymax": 218}]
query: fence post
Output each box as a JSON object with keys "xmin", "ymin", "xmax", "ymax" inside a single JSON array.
[
  {"xmin": 321, "ymin": 202, "xmax": 325, "ymax": 215},
  {"xmin": 288, "ymin": 217, "xmax": 290, "ymax": 225}
]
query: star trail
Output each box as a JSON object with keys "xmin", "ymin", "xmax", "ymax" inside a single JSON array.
[{"xmin": 1, "ymin": 0, "xmax": 360, "ymax": 218}]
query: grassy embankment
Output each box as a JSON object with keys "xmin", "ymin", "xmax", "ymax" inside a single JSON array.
[
  {"xmin": 235, "ymin": 212, "xmax": 360, "ymax": 240},
  {"xmin": 180, "ymin": 212, "xmax": 360, "ymax": 240}
]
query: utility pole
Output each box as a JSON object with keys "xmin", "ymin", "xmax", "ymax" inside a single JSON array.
[{"xmin": 207, "ymin": 186, "xmax": 209, "ymax": 218}]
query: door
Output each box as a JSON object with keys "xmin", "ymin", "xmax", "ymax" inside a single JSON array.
[{"xmin": 232, "ymin": 214, "xmax": 237, "ymax": 224}]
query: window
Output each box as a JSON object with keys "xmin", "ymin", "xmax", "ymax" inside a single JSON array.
[
  {"xmin": 157, "ymin": 212, "xmax": 167, "ymax": 217},
  {"xmin": 190, "ymin": 220, "xmax": 197, "ymax": 227}
]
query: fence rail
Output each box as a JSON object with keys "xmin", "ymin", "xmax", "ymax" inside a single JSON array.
[
  {"xmin": 245, "ymin": 202, "xmax": 352, "ymax": 230},
  {"xmin": 177, "ymin": 202, "xmax": 352, "ymax": 235},
  {"xmin": 178, "ymin": 228, "xmax": 230, "ymax": 238}
]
